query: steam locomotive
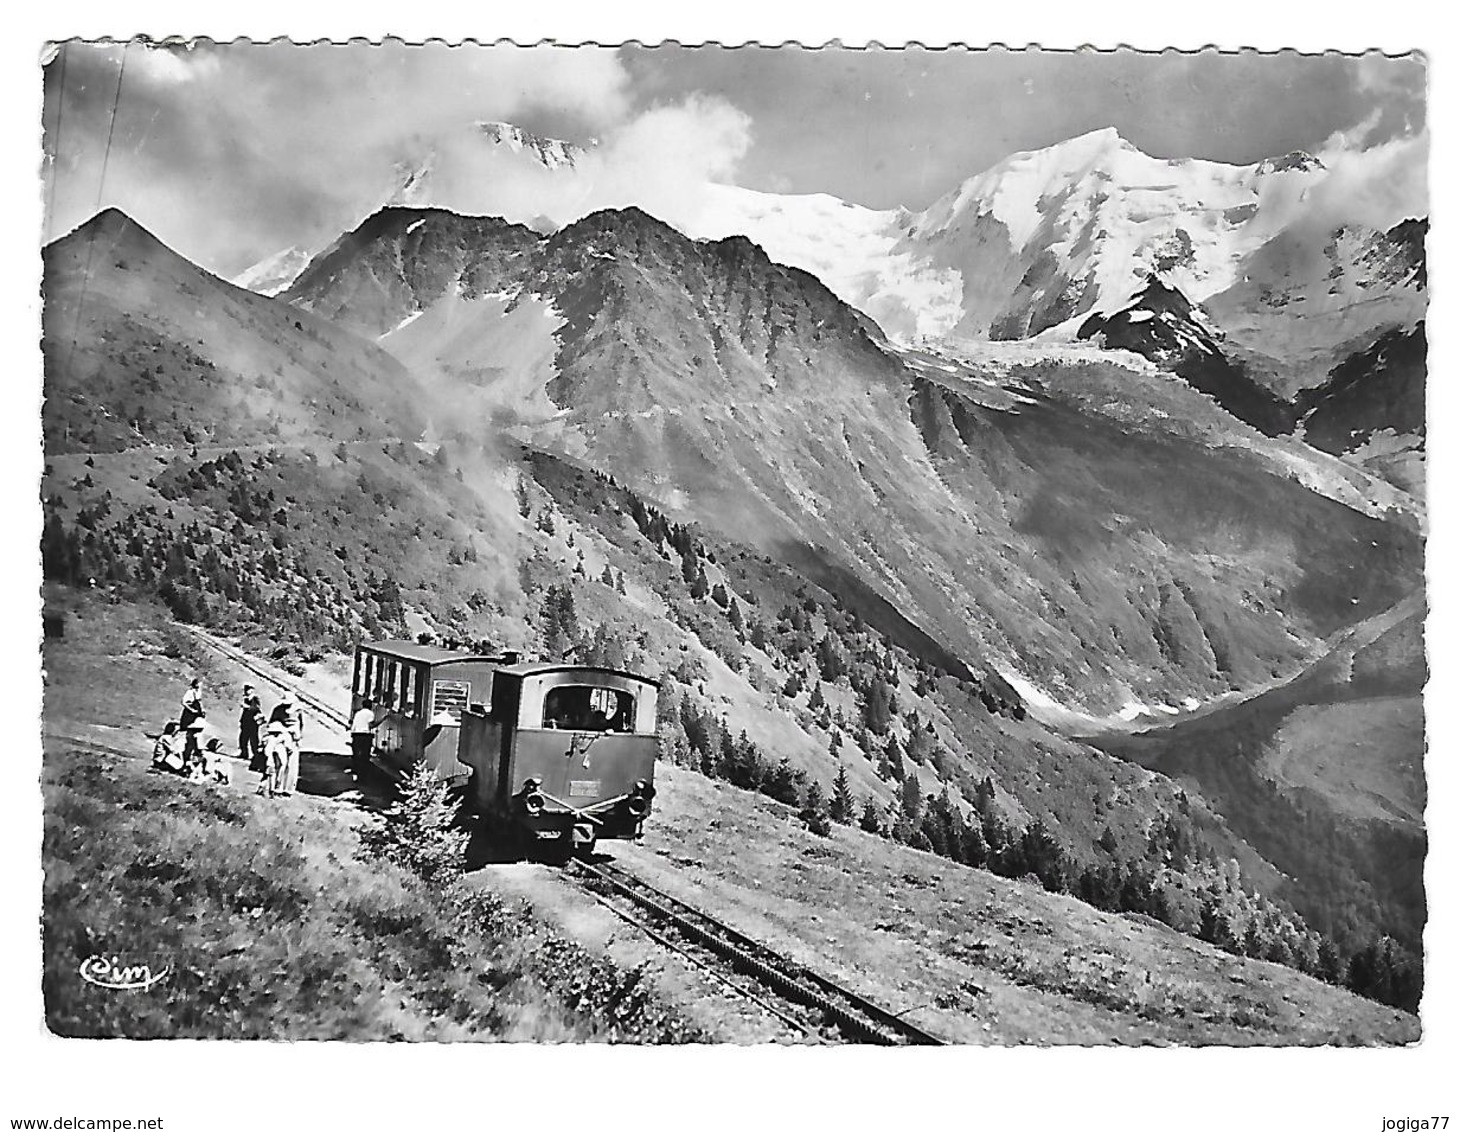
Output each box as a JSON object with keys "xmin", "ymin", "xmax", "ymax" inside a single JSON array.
[{"xmin": 351, "ymin": 640, "xmax": 659, "ymax": 860}]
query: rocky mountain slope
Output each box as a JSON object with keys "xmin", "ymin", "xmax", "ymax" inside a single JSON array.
[
  {"xmin": 1299, "ymin": 324, "xmax": 1425, "ymax": 494},
  {"xmin": 1075, "ymin": 277, "xmax": 1298, "ymax": 437},
  {"xmin": 284, "ymin": 205, "xmax": 1422, "ymax": 719},
  {"xmin": 1201, "ymin": 218, "xmax": 1426, "ymax": 396}
]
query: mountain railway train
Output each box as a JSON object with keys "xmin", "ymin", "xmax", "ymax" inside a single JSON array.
[{"xmin": 352, "ymin": 641, "xmax": 660, "ymax": 860}]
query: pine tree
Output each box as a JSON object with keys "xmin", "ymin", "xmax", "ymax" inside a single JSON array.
[
  {"xmin": 542, "ymin": 583, "xmax": 581, "ymax": 659},
  {"xmin": 765, "ymin": 759, "xmax": 802, "ymax": 807},
  {"xmin": 358, "ymin": 759, "xmax": 467, "ymax": 885},
  {"xmin": 830, "ymin": 763, "xmax": 855, "ymax": 823},
  {"xmin": 899, "ymin": 772, "xmax": 923, "ymax": 822},
  {"xmin": 863, "ymin": 674, "xmax": 893, "ymax": 735},
  {"xmin": 859, "ymin": 796, "xmax": 883, "ymax": 835},
  {"xmin": 960, "ymin": 819, "xmax": 989, "ymax": 869},
  {"xmin": 801, "ymin": 780, "xmax": 831, "ymax": 836},
  {"xmin": 41, "ymin": 513, "xmax": 83, "ymax": 585},
  {"xmin": 816, "ymin": 634, "xmax": 846, "ymax": 682}
]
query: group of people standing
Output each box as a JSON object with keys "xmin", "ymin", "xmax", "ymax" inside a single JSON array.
[
  {"xmin": 152, "ymin": 677, "xmax": 370, "ymax": 798},
  {"xmin": 238, "ymin": 683, "xmax": 305, "ymax": 797}
]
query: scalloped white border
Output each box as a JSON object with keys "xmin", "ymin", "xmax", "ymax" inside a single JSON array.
[{"xmin": 3, "ymin": 9, "xmax": 1454, "ymax": 1132}]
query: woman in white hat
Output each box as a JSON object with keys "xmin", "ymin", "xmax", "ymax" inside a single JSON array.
[{"xmin": 261, "ymin": 719, "xmax": 290, "ymax": 796}]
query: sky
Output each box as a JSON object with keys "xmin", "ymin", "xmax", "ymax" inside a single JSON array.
[{"xmin": 40, "ymin": 41, "xmax": 1428, "ymax": 277}]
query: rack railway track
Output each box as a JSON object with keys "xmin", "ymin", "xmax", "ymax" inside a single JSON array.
[
  {"xmin": 569, "ymin": 858, "xmax": 945, "ymax": 1046},
  {"xmin": 181, "ymin": 628, "xmax": 350, "ymax": 729}
]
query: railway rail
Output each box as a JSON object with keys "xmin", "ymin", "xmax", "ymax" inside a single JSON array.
[
  {"xmin": 569, "ymin": 858, "xmax": 945, "ymax": 1046},
  {"xmin": 182, "ymin": 627, "xmax": 350, "ymax": 730}
]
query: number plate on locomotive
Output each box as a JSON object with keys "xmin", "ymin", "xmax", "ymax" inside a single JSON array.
[{"xmin": 568, "ymin": 780, "xmax": 602, "ymax": 797}]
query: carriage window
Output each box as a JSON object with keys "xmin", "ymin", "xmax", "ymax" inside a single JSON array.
[
  {"xmin": 542, "ymin": 686, "xmax": 636, "ymax": 733},
  {"xmin": 360, "ymin": 654, "xmax": 374, "ymax": 696},
  {"xmin": 401, "ymin": 666, "xmax": 417, "ymax": 715},
  {"xmin": 431, "ymin": 679, "xmax": 471, "ymax": 724}
]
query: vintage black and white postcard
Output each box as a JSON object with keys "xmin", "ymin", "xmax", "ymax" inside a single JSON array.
[{"xmin": 14, "ymin": 24, "xmax": 1445, "ymax": 1132}]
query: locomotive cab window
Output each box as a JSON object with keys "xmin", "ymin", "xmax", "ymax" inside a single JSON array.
[{"xmin": 542, "ymin": 685, "xmax": 636, "ymax": 733}]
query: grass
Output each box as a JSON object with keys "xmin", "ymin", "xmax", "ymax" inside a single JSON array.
[
  {"xmin": 42, "ymin": 745, "xmax": 699, "ymax": 1042},
  {"xmin": 954, "ymin": 936, "xmax": 1274, "ymax": 1030}
]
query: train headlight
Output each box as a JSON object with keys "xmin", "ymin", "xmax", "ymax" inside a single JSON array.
[
  {"xmin": 520, "ymin": 778, "xmax": 545, "ymax": 817},
  {"xmin": 624, "ymin": 779, "xmax": 654, "ymax": 817}
]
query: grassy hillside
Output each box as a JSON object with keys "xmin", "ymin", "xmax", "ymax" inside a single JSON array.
[
  {"xmin": 618, "ymin": 765, "xmax": 1419, "ymax": 1045},
  {"xmin": 42, "ymin": 210, "xmax": 426, "ymax": 455}
]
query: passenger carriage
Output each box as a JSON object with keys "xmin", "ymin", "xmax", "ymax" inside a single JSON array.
[{"xmin": 350, "ymin": 640, "xmax": 514, "ymax": 782}]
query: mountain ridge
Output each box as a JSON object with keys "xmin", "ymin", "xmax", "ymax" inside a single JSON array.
[{"xmin": 273, "ymin": 201, "xmax": 1422, "ymax": 722}]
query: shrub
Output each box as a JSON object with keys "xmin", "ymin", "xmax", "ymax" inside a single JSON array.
[{"xmin": 359, "ymin": 761, "xmax": 468, "ymax": 885}]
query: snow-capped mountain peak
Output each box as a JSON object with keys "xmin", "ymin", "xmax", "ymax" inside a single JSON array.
[
  {"xmin": 893, "ymin": 128, "xmax": 1338, "ymax": 338},
  {"xmin": 475, "ymin": 121, "xmax": 586, "ymax": 170},
  {"xmin": 1256, "ymin": 150, "xmax": 1326, "ymax": 175},
  {"xmin": 230, "ymin": 244, "xmax": 317, "ymax": 297}
]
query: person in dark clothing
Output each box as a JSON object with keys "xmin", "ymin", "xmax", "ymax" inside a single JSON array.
[{"xmin": 239, "ymin": 684, "xmax": 264, "ymax": 769}]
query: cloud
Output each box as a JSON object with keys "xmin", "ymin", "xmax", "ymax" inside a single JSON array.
[
  {"xmin": 1309, "ymin": 132, "xmax": 1429, "ymax": 233},
  {"xmin": 573, "ymin": 95, "xmax": 754, "ymax": 226},
  {"xmin": 225, "ymin": 90, "xmax": 756, "ymax": 268},
  {"xmin": 43, "ymin": 42, "xmax": 638, "ymax": 267},
  {"xmin": 1320, "ymin": 107, "xmax": 1384, "ymax": 154}
]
